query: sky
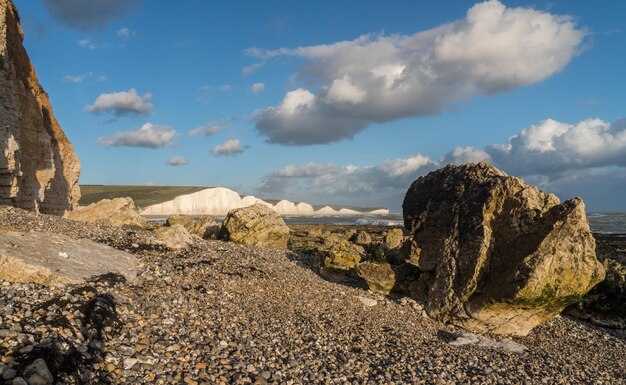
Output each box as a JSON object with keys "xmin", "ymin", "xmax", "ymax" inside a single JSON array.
[{"xmin": 12, "ymin": 0, "xmax": 626, "ymax": 211}]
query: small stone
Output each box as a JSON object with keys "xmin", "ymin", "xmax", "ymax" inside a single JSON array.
[
  {"xmin": 23, "ymin": 359, "xmax": 53, "ymax": 385},
  {"xmin": 12, "ymin": 378, "xmax": 28, "ymax": 385},
  {"xmin": 123, "ymin": 358, "xmax": 138, "ymax": 370},
  {"xmin": 2, "ymin": 368, "xmax": 17, "ymax": 380},
  {"xmin": 356, "ymin": 296, "xmax": 377, "ymax": 307}
]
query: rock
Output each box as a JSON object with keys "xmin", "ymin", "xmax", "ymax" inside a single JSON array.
[
  {"xmin": 0, "ymin": 231, "xmax": 138, "ymax": 286},
  {"xmin": 351, "ymin": 231, "xmax": 372, "ymax": 245},
  {"xmin": 65, "ymin": 197, "xmax": 147, "ymax": 228},
  {"xmin": 219, "ymin": 203, "xmax": 290, "ymax": 249},
  {"xmin": 356, "ymin": 262, "xmax": 396, "ymax": 295},
  {"xmin": 384, "ymin": 229, "xmax": 404, "ymax": 250},
  {"xmin": 0, "ymin": 0, "xmax": 81, "ymax": 216},
  {"xmin": 322, "ymin": 240, "xmax": 363, "ymax": 271},
  {"xmin": 151, "ymin": 225, "xmax": 194, "ymax": 250},
  {"xmin": 402, "ymin": 163, "xmax": 605, "ymax": 336},
  {"xmin": 448, "ymin": 332, "xmax": 527, "ymax": 354},
  {"xmin": 356, "ymin": 296, "xmax": 377, "ymax": 307},
  {"xmin": 306, "ymin": 228, "xmax": 322, "ymax": 238},
  {"xmin": 166, "ymin": 214, "xmax": 218, "ymax": 239},
  {"xmin": 23, "ymin": 359, "xmax": 53, "ymax": 385},
  {"xmin": 569, "ymin": 259, "xmax": 626, "ymax": 328}
]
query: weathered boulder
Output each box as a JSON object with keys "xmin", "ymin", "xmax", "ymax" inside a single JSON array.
[
  {"xmin": 402, "ymin": 163, "xmax": 605, "ymax": 336},
  {"xmin": 351, "ymin": 230, "xmax": 372, "ymax": 245},
  {"xmin": 166, "ymin": 214, "xmax": 218, "ymax": 239},
  {"xmin": 357, "ymin": 262, "xmax": 395, "ymax": 295},
  {"xmin": 151, "ymin": 224, "xmax": 194, "ymax": 250},
  {"xmin": 322, "ymin": 240, "xmax": 363, "ymax": 271},
  {"xmin": 0, "ymin": 0, "xmax": 80, "ymax": 215},
  {"xmin": 65, "ymin": 197, "xmax": 147, "ymax": 228},
  {"xmin": 219, "ymin": 203, "xmax": 290, "ymax": 248},
  {"xmin": 384, "ymin": 228, "xmax": 405, "ymax": 249},
  {"xmin": 568, "ymin": 259, "xmax": 626, "ymax": 328},
  {"xmin": 0, "ymin": 231, "xmax": 138, "ymax": 286}
]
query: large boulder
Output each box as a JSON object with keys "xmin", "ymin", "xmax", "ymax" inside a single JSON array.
[
  {"xmin": 0, "ymin": 0, "xmax": 81, "ymax": 215},
  {"xmin": 151, "ymin": 224, "xmax": 194, "ymax": 250},
  {"xmin": 357, "ymin": 262, "xmax": 395, "ymax": 295},
  {"xmin": 166, "ymin": 214, "xmax": 218, "ymax": 239},
  {"xmin": 322, "ymin": 240, "xmax": 363, "ymax": 271},
  {"xmin": 219, "ymin": 203, "xmax": 290, "ymax": 248},
  {"xmin": 65, "ymin": 197, "xmax": 147, "ymax": 228},
  {"xmin": 402, "ymin": 163, "xmax": 605, "ymax": 336},
  {"xmin": 0, "ymin": 231, "xmax": 138, "ymax": 286}
]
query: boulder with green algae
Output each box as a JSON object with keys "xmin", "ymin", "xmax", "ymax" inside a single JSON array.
[
  {"xmin": 568, "ymin": 259, "xmax": 626, "ymax": 328},
  {"xmin": 403, "ymin": 162, "xmax": 605, "ymax": 336},
  {"xmin": 351, "ymin": 231, "xmax": 372, "ymax": 245},
  {"xmin": 384, "ymin": 228, "xmax": 405, "ymax": 249},
  {"xmin": 322, "ymin": 240, "xmax": 363, "ymax": 271},
  {"xmin": 219, "ymin": 203, "xmax": 290, "ymax": 249},
  {"xmin": 357, "ymin": 262, "xmax": 396, "ymax": 295},
  {"xmin": 166, "ymin": 214, "xmax": 218, "ymax": 239}
]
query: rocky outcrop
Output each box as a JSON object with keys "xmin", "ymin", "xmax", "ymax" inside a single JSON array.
[
  {"xmin": 351, "ymin": 231, "xmax": 372, "ymax": 245},
  {"xmin": 65, "ymin": 197, "xmax": 147, "ymax": 228},
  {"xmin": 357, "ymin": 262, "xmax": 395, "ymax": 295},
  {"xmin": 0, "ymin": 231, "xmax": 138, "ymax": 286},
  {"xmin": 322, "ymin": 239, "xmax": 364, "ymax": 271},
  {"xmin": 151, "ymin": 224, "xmax": 194, "ymax": 250},
  {"xmin": 219, "ymin": 203, "xmax": 290, "ymax": 248},
  {"xmin": 402, "ymin": 163, "xmax": 605, "ymax": 336},
  {"xmin": 0, "ymin": 0, "xmax": 80, "ymax": 215},
  {"xmin": 166, "ymin": 214, "xmax": 218, "ymax": 239}
]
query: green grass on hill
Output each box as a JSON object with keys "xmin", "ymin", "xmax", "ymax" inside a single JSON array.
[{"xmin": 79, "ymin": 185, "xmax": 209, "ymax": 208}]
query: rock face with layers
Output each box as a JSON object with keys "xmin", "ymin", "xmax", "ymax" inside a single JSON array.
[
  {"xmin": 219, "ymin": 203, "xmax": 290, "ymax": 249},
  {"xmin": 0, "ymin": 0, "xmax": 80, "ymax": 214},
  {"xmin": 402, "ymin": 163, "xmax": 605, "ymax": 336},
  {"xmin": 65, "ymin": 197, "xmax": 147, "ymax": 228}
]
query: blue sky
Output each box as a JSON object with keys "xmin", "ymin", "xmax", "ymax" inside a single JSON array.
[{"xmin": 13, "ymin": 0, "xmax": 626, "ymax": 211}]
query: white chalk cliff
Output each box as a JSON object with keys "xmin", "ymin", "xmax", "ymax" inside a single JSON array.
[{"xmin": 141, "ymin": 187, "xmax": 390, "ymax": 216}]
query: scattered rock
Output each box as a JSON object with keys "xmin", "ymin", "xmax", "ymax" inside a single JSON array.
[
  {"xmin": 322, "ymin": 240, "xmax": 363, "ymax": 271},
  {"xmin": 351, "ymin": 231, "xmax": 372, "ymax": 245},
  {"xmin": 23, "ymin": 359, "xmax": 53, "ymax": 385},
  {"xmin": 306, "ymin": 228, "xmax": 322, "ymax": 238},
  {"xmin": 0, "ymin": 231, "xmax": 138, "ymax": 286},
  {"xmin": 0, "ymin": 0, "xmax": 80, "ymax": 215},
  {"xmin": 166, "ymin": 214, "xmax": 218, "ymax": 239},
  {"xmin": 219, "ymin": 203, "xmax": 290, "ymax": 248},
  {"xmin": 151, "ymin": 224, "xmax": 194, "ymax": 250},
  {"xmin": 356, "ymin": 296, "xmax": 377, "ymax": 307},
  {"xmin": 448, "ymin": 332, "xmax": 527, "ymax": 354},
  {"xmin": 356, "ymin": 262, "xmax": 395, "ymax": 295},
  {"xmin": 403, "ymin": 163, "xmax": 605, "ymax": 336},
  {"xmin": 384, "ymin": 228, "xmax": 404, "ymax": 249},
  {"xmin": 65, "ymin": 197, "xmax": 147, "ymax": 228}
]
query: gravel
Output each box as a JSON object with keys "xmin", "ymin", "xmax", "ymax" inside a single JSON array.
[{"xmin": 0, "ymin": 206, "xmax": 624, "ymax": 384}]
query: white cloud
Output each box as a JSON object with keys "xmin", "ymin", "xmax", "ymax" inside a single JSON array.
[
  {"xmin": 116, "ymin": 27, "xmax": 136, "ymax": 39},
  {"xmin": 242, "ymin": 62, "xmax": 265, "ymax": 76},
  {"xmin": 251, "ymin": 0, "xmax": 586, "ymax": 145},
  {"xmin": 259, "ymin": 117, "xmax": 626, "ymax": 210},
  {"xmin": 63, "ymin": 72, "xmax": 93, "ymax": 83},
  {"xmin": 211, "ymin": 139, "xmax": 246, "ymax": 156},
  {"xmin": 86, "ymin": 88, "xmax": 153, "ymax": 117},
  {"xmin": 187, "ymin": 122, "xmax": 225, "ymax": 137},
  {"xmin": 166, "ymin": 156, "xmax": 189, "ymax": 166},
  {"xmin": 251, "ymin": 82, "xmax": 265, "ymax": 94},
  {"xmin": 77, "ymin": 39, "xmax": 96, "ymax": 50},
  {"xmin": 98, "ymin": 123, "xmax": 178, "ymax": 148}
]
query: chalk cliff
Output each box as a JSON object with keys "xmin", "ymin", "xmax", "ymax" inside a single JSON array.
[{"xmin": 0, "ymin": 0, "xmax": 80, "ymax": 214}]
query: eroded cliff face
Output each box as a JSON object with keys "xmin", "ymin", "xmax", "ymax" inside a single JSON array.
[{"xmin": 0, "ymin": 0, "xmax": 80, "ymax": 215}]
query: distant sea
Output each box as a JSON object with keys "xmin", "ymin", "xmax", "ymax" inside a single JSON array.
[{"xmin": 147, "ymin": 211, "xmax": 626, "ymax": 234}]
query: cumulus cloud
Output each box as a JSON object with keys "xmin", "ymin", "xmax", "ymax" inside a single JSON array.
[
  {"xmin": 166, "ymin": 156, "xmax": 189, "ymax": 166},
  {"xmin": 251, "ymin": 82, "xmax": 265, "ymax": 94},
  {"xmin": 211, "ymin": 139, "xmax": 246, "ymax": 156},
  {"xmin": 98, "ymin": 123, "xmax": 178, "ymax": 148},
  {"xmin": 251, "ymin": 0, "xmax": 587, "ymax": 145},
  {"xmin": 187, "ymin": 122, "xmax": 225, "ymax": 137},
  {"xmin": 43, "ymin": 0, "xmax": 139, "ymax": 31},
  {"xmin": 260, "ymin": 117, "xmax": 626, "ymax": 210},
  {"xmin": 86, "ymin": 89, "xmax": 153, "ymax": 117},
  {"xmin": 63, "ymin": 72, "xmax": 93, "ymax": 83}
]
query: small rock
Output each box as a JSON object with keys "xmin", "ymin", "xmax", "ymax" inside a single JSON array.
[
  {"xmin": 356, "ymin": 296, "xmax": 377, "ymax": 307},
  {"xmin": 23, "ymin": 359, "xmax": 53, "ymax": 385}
]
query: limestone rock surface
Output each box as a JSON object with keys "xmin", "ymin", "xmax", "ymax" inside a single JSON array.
[
  {"xmin": 219, "ymin": 203, "xmax": 290, "ymax": 248},
  {"xmin": 166, "ymin": 214, "xmax": 218, "ymax": 239},
  {"xmin": 0, "ymin": 230, "xmax": 138, "ymax": 286},
  {"xmin": 65, "ymin": 197, "xmax": 147, "ymax": 228},
  {"xmin": 402, "ymin": 162, "xmax": 605, "ymax": 336},
  {"xmin": 152, "ymin": 224, "xmax": 194, "ymax": 250},
  {"xmin": 357, "ymin": 262, "xmax": 395, "ymax": 295},
  {"xmin": 0, "ymin": 0, "xmax": 80, "ymax": 215}
]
